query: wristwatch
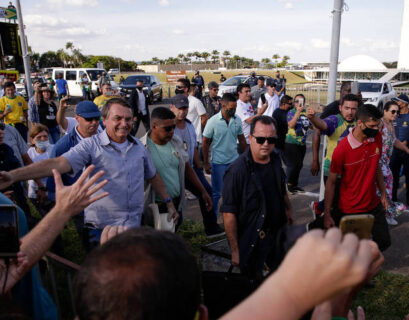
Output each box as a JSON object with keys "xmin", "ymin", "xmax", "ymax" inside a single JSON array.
[{"xmin": 163, "ymin": 197, "xmax": 172, "ymax": 204}]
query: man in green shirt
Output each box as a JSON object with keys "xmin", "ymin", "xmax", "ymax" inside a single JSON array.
[{"xmin": 140, "ymin": 106, "xmax": 212, "ymax": 228}]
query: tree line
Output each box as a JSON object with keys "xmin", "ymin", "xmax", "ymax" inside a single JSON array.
[
  {"xmin": 27, "ymin": 42, "xmax": 292, "ymax": 71},
  {"xmin": 141, "ymin": 50, "xmax": 291, "ymax": 69}
]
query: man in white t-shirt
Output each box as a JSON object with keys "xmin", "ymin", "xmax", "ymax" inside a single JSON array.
[
  {"xmin": 235, "ymin": 83, "xmax": 267, "ymax": 147},
  {"xmin": 176, "ymin": 78, "xmax": 208, "ymax": 144},
  {"xmin": 258, "ymin": 79, "xmax": 280, "ymax": 117}
]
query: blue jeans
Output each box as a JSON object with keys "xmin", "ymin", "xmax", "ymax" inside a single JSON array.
[
  {"xmin": 48, "ymin": 126, "xmax": 60, "ymax": 144},
  {"xmin": 211, "ymin": 162, "xmax": 231, "ymax": 216}
]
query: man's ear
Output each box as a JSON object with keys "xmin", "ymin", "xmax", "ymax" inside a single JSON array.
[{"xmin": 197, "ymin": 304, "xmax": 208, "ymax": 320}]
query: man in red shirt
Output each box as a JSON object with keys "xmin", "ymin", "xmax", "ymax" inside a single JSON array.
[{"xmin": 324, "ymin": 104, "xmax": 391, "ymax": 251}]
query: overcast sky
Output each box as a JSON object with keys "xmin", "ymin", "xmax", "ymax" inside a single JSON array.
[{"xmin": 9, "ymin": 0, "xmax": 405, "ymax": 63}]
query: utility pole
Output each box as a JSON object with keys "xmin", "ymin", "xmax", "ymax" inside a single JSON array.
[
  {"xmin": 319, "ymin": 0, "xmax": 344, "ymax": 200},
  {"xmin": 15, "ymin": 0, "xmax": 33, "ymax": 99}
]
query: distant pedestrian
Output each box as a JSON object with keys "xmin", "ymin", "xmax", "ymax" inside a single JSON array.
[
  {"xmin": 272, "ymin": 95, "xmax": 293, "ymax": 161},
  {"xmin": 55, "ymin": 73, "xmax": 69, "ymax": 100},
  {"xmin": 247, "ymin": 72, "xmax": 258, "ymax": 88},
  {"xmin": 220, "ymin": 74, "xmax": 226, "ymax": 83},
  {"xmin": 284, "ymin": 94, "xmax": 312, "ymax": 194},
  {"xmin": 201, "ymin": 81, "xmax": 222, "ymax": 118},
  {"xmin": 191, "ymin": 71, "xmax": 204, "ymax": 100},
  {"xmin": 260, "ymin": 79, "xmax": 279, "ymax": 117},
  {"xmin": 250, "ymin": 76, "xmax": 267, "ymax": 108},
  {"xmin": 129, "ymin": 80, "xmax": 150, "ymax": 134},
  {"xmin": 35, "ymin": 84, "xmax": 60, "ymax": 144}
]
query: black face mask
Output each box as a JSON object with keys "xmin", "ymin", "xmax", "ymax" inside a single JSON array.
[
  {"xmin": 175, "ymin": 89, "xmax": 185, "ymax": 94},
  {"xmin": 362, "ymin": 126, "xmax": 378, "ymax": 138},
  {"xmin": 225, "ymin": 109, "xmax": 236, "ymax": 118},
  {"xmin": 136, "ymin": 86, "xmax": 143, "ymax": 90}
]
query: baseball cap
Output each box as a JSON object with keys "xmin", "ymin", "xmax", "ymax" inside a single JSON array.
[
  {"xmin": 266, "ymin": 79, "xmax": 276, "ymax": 87},
  {"xmin": 172, "ymin": 94, "xmax": 189, "ymax": 109},
  {"xmin": 392, "ymin": 94, "xmax": 409, "ymax": 104},
  {"xmin": 251, "ymin": 71, "xmax": 256, "ymax": 77},
  {"xmin": 76, "ymin": 101, "xmax": 101, "ymax": 118}
]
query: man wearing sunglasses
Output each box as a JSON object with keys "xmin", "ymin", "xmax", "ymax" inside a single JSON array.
[
  {"xmin": 221, "ymin": 115, "xmax": 294, "ymax": 278},
  {"xmin": 140, "ymin": 104, "xmax": 212, "ymax": 229}
]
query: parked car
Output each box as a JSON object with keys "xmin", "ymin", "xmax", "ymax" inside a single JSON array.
[
  {"xmin": 215, "ymin": 74, "xmax": 271, "ymax": 96},
  {"xmin": 358, "ymin": 81, "xmax": 396, "ymax": 110},
  {"xmin": 15, "ymin": 76, "xmax": 46, "ymax": 100},
  {"xmin": 51, "ymin": 68, "xmax": 118, "ymax": 98},
  {"xmin": 108, "ymin": 68, "xmax": 119, "ymax": 76},
  {"xmin": 119, "ymin": 74, "xmax": 162, "ymax": 103}
]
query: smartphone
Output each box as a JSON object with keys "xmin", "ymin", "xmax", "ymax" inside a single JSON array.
[
  {"xmin": 260, "ymin": 93, "xmax": 266, "ymax": 104},
  {"xmin": 339, "ymin": 214, "xmax": 374, "ymax": 240},
  {"xmin": 0, "ymin": 205, "xmax": 19, "ymax": 258},
  {"xmin": 297, "ymin": 98, "xmax": 304, "ymax": 107},
  {"xmin": 351, "ymin": 81, "xmax": 358, "ymax": 95}
]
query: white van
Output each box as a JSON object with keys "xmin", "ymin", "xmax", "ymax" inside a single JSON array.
[{"xmin": 51, "ymin": 68, "xmax": 118, "ymax": 98}]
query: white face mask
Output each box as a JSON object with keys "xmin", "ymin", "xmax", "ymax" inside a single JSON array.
[{"xmin": 35, "ymin": 140, "xmax": 50, "ymax": 151}]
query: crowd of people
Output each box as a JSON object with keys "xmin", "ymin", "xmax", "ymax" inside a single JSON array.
[{"xmin": 0, "ymin": 71, "xmax": 408, "ymax": 319}]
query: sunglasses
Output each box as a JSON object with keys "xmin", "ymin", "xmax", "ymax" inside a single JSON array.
[
  {"xmin": 212, "ymin": 88, "xmax": 219, "ymax": 91},
  {"xmin": 82, "ymin": 116, "xmax": 100, "ymax": 122},
  {"xmin": 390, "ymin": 110, "xmax": 398, "ymax": 114},
  {"xmin": 159, "ymin": 124, "xmax": 176, "ymax": 132},
  {"xmin": 253, "ymin": 136, "xmax": 277, "ymax": 145},
  {"xmin": 176, "ymin": 85, "xmax": 186, "ymax": 90}
]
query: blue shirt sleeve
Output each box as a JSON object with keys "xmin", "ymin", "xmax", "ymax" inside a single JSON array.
[
  {"xmin": 61, "ymin": 138, "xmax": 92, "ymax": 175},
  {"xmin": 143, "ymin": 146, "xmax": 156, "ymax": 180}
]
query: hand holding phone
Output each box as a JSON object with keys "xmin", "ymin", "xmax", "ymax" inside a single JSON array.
[{"xmin": 339, "ymin": 214, "xmax": 374, "ymax": 239}]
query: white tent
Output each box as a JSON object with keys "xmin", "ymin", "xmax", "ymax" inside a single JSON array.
[{"xmin": 338, "ymin": 55, "xmax": 387, "ymax": 72}]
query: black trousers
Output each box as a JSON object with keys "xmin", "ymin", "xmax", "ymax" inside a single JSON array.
[
  {"xmin": 284, "ymin": 143, "xmax": 306, "ymax": 186},
  {"xmin": 333, "ymin": 203, "xmax": 391, "ymax": 252},
  {"xmin": 390, "ymin": 149, "xmax": 409, "ymax": 204},
  {"xmin": 132, "ymin": 111, "xmax": 150, "ymax": 135}
]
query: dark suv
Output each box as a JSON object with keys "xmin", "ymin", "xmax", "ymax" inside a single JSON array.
[{"xmin": 120, "ymin": 74, "xmax": 163, "ymax": 103}]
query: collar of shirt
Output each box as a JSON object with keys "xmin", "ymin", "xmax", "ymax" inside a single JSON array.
[
  {"xmin": 99, "ymin": 129, "xmax": 137, "ymax": 146},
  {"xmin": 347, "ymin": 128, "xmax": 375, "ymax": 149},
  {"xmin": 74, "ymin": 125, "xmax": 85, "ymax": 141}
]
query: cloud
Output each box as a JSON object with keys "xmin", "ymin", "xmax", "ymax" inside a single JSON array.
[
  {"xmin": 172, "ymin": 29, "xmax": 185, "ymax": 35},
  {"xmin": 25, "ymin": 14, "xmax": 69, "ymax": 27},
  {"xmin": 311, "ymin": 38, "xmax": 330, "ymax": 49},
  {"xmin": 284, "ymin": 2, "xmax": 294, "ymax": 9},
  {"xmin": 45, "ymin": 0, "xmax": 99, "ymax": 7},
  {"xmin": 158, "ymin": 0, "xmax": 170, "ymax": 7},
  {"xmin": 276, "ymin": 41, "xmax": 303, "ymax": 51}
]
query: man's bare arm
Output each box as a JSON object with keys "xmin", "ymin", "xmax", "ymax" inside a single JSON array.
[
  {"xmin": 0, "ymin": 157, "xmax": 72, "ymax": 190},
  {"xmin": 56, "ymin": 97, "xmax": 69, "ymax": 131},
  {"xmin": 223, "ymin": 212, "xmax": 239, "ymax": 266},
  {"xmin": 323, "ymin": 172, "xmax": 337, "ymax": 229},
  {"xmin": 202, "ymin": 136, "xmax": 212, "ymax": 174},
  {"xmin": 21, "ymin": 166, "xmax": 108, "ymax": 270},
  {"xmin": 200, "ymin": 114, "xmax": 208, "ymax": 132},
  {"xmin": 238, "ymin": 134, "xmax": 247, "ymax": 152}
]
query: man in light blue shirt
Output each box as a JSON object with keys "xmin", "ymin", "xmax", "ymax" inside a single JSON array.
[
  {"xmin": 0, "ymin": 98, "xmax": 177, "ymax": 242},
  {"xmin": 202, "ymin": 93, "xmax": 247, "ymax": 216}
]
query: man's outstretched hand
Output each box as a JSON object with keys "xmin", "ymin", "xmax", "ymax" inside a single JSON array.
[{"xmin": 53, "ymin": 165, "xmax": 109, "ymax": 217}]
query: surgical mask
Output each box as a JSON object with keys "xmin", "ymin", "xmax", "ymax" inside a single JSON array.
[
  {"xmin": 175, "ymin": 88, "xmax": 185, "ymax": 94},
  {"xmin": 36, "ymin": 140, "xmax": 50, "ymax": 151},
  {"xmin": 362, "ymin": 126, "xmax": 378, "ymax": 138},
  {"xmin": 225, "ymin": 109, "xmax": 236, "ymax": 118}
]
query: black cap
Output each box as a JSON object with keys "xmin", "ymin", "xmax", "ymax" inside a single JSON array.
[{"xmin": 172, "ymin": 94, "xmax": 189, "ymax": 108}]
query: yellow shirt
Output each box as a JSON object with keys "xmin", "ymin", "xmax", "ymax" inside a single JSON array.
[
  {"xmin": 0, "ymin": 95, "xmax": 28, "ymax": 125},
  {"xmin": 93, "ymin": 95, "xmax": 120, "ymax": 109}
]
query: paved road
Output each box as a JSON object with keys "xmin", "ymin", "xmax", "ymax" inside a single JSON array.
[{"xmin": 68, "ymin": 97, "xmax": 409, "ymax": 275}]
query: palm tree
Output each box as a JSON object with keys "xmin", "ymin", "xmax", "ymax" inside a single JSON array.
[
  {"xmin": 201, "ymin": 52, "xmax": 210, "ymax": 64},
  {"xmin": 211, "ymin": 50, "xmax": 219, "ymax": 64},
  {"xmin": 193, "ymin": 51, "xmax": 201, "ymax": 62},
  {"xmin": 152, "ymin": 57, "xmax": 159, "ymax": 65},
  {"xmin": 261, "ymin": 58, "xmax": 271, "ymax": 65},
  {"xmin": 186, "ymin": 52, "xmax": 193, "ymax": 64},
  {"xmin": 272, "ymin": 54, "xmax": 280, "ymax": 68},
  {"xmin": 177, "ymin": 53, "xmax": 185, "ymax": 64},
  {"xmin": 56, "ymin": 49, "xmax": 69, "ymax": 68}
]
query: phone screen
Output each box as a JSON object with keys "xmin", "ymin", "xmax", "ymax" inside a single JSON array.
[
  {"xmin": 297, "ymin": 98, "xmax": 304, "ymax": 107},
  {"xmin": 0, "ymin": 205, "xmax": 19, "ymax": 257}
]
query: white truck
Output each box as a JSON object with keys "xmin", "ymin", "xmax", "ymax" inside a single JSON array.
[
  {"xmin": 51, "ymin": 68, "xmax": 118, "ymax": 98},
  {"xmin": 358, "ymin": 81, "xmax": 396, "ymax": 110}
]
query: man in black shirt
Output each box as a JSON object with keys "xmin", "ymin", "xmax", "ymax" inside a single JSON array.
[
  {"xmin": 272, "ymin": 95, "xmax": 294, "ymax": 161},
  {"xmin": 221, "ymin": 115, "xmax": 294, "ymax": 278}
]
